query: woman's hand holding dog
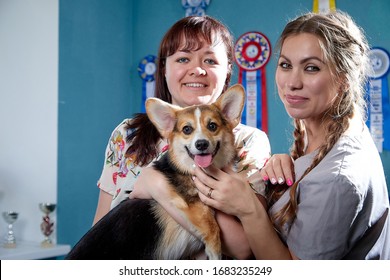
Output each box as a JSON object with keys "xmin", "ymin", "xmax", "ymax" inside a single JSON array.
[
  {"xmin": 132, "ymin": 164, "xmax": 258, "ymax": 259},
  {"xmin": 194, "ymin": 165, "xmax": 261, "ymax": 219},
  {"xmin": 194, "ymin": 164, "xmax": 297, "ymax": 260},
  {"xmin": 259, "ymin": 154, "xmax": 295, "ymax": 187},
  {"xmin": 130, "ymin": 166, "xmax": 167, "ymax": 200},
  {"xmin": 130, "ymin": 166, "xmax": 200, "ymax": 237}
]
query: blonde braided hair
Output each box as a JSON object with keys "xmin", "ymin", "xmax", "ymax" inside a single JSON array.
[{"xmin": 269, "ymin": 11, "xmax": 371, "ymax": 230}]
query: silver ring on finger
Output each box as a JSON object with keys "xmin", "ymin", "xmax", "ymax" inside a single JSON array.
[{"xmin": 207, "ymin": 187, "xmax": 213, "ymax": 199}]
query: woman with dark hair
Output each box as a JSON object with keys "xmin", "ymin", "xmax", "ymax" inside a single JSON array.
[{"xmin": 94, "ymin": 15, "xmax": 270, "ymax": 259}]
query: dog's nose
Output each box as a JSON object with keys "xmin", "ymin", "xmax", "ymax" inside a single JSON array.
[{"xmin": 195, "ymin": 139, "xmax": 209, "ymax": 151}]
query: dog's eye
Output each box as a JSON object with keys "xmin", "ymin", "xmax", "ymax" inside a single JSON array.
[
  {"xmin": 208, "ymin": 122, "xmax": 218, "ymax": 132},
  {"xmin": 182, "ymin": 125, "xmax": 193, "ymax": 135}
]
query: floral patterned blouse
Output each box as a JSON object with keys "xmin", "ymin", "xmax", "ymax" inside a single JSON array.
[{"xmin": 98, "ymin": 119, "xmax": 271, "ymax": 209}]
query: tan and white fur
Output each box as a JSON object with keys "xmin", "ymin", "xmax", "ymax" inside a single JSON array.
[
  {"xmin": 66, "ymin": 84, "xmax": 245, "ymax": 260},
  {"xmin": 145, "ymin": 84, "xmax": 245, "ymax": 259}
]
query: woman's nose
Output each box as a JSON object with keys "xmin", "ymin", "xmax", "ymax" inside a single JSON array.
[
  {"xmin": 189, "ymin": 66, "xmax": 206, "ymax": 76},
  {"xmin": 287, "ymin": 71, "xmax": 303, "ymax": 90}
]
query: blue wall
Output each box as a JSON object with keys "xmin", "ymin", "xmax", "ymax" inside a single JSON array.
[
  {"xmin": 58, "ymin": 0, "xmax": 134, "ymax": 245},
  {"xmin": 58, "ymin": 0, "xmax": 390, "ymax": 247}
]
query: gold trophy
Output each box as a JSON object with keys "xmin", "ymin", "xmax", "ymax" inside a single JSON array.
[
  {"xmin": 39, "ymin": 203, "xmax": 56, "ymax": 247},
  {"xmin": 2, "ymin": 211, "xmax": 19, "ymax": 248}
]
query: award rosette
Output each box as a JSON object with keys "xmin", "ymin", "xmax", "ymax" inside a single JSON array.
[
  {"xmin": 313, "ymin": 0, "xmax": 336, "ymax": 13},
  {"xmin": 182, "ymin": 0, "xmax": 210, "ymax": 16},
  {"xmin": 234, "ymin": 31, "xmax": 271, "ymax": 132},
  {"xmin": 138, "ymin": 55, "xmax": 157, "ymax": 112},
  {"xmin": 366, "ymin": 47, "xmax": 390, "ymax": 152}
]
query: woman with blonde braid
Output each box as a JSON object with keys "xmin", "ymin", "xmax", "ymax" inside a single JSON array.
[{"xmin": 193, "ymin": 10, "xmax": 390, "ymax": 259}]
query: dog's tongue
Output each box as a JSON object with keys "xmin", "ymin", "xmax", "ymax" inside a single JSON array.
[{"xmin": 194, "ymin": 154, "xmax": 212, "ymax": 168}]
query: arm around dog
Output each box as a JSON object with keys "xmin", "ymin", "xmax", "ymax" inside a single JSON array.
[{"xmin": 130, "ymin": 165, "xmax": 253, "ymax": 259}]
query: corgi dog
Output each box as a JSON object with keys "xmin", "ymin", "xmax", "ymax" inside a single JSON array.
[{"xmin": 66, "ymin": 84, "xmax": 245, "ymax": 260}]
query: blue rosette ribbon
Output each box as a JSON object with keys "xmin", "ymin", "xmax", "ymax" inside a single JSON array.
[
  {"xmin": 234, "ymin": 32, "xmax": 271, "ymax": 132},
  {"xmin": 138, "ymin": 55, "xmax": 157, "ymax": 112},
  {"xmin": 182, "ymin": 0, "xmax": 210, "ymax": 16},
  {"xmin": 366, "ymin": 47, "xmax": 390, "ymax": 152}
]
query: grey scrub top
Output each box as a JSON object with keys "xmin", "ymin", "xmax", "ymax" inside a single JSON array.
[{"xmin": 269, "ymin": 125, "xmax": 390, "ymax": 259}]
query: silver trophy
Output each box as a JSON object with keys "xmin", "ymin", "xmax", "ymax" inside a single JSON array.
[
  {"xmin": 2, "ymin": 211, "xmax": 19, "ymax": 248},
  {"xmin": 39, "ymin": 203, "xmax": 56, "ymax": 247}
]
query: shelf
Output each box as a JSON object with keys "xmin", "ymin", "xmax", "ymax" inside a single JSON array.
[{"xmin": 0, "ymin": 241, "xmax": 71, "ymax": 260}]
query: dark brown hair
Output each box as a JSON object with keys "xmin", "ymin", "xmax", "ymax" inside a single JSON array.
[{"xmin": 125, "ymin": 16, "xmax": 234, "ymax": 165}]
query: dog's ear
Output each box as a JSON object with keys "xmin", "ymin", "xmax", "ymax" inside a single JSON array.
[
  {"xmin": 215, "ymin": 84, "xmax": 245, "ymax": 127},
  {"xmin": 145, "ymin": 98, "xmax": 179, "ymax": 138}
]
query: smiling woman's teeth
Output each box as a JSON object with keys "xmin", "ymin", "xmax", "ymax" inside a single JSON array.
[{"xmin": 185, "ymin": 83, "xmax": 205, "ymax": 88}]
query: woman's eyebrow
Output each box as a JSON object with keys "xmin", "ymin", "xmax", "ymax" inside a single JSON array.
[{"xmin": 279, "ymin": 54, "xmax": 325, "ymax": 64}]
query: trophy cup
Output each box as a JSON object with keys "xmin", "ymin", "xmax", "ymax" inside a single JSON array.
[
  {"xmin": 39, "ymin": 203, "xmax": 56, "ymax": 247},
  {"xmin": 2, "ymin": 211, "xmax": 19, "ymax": 248}
]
